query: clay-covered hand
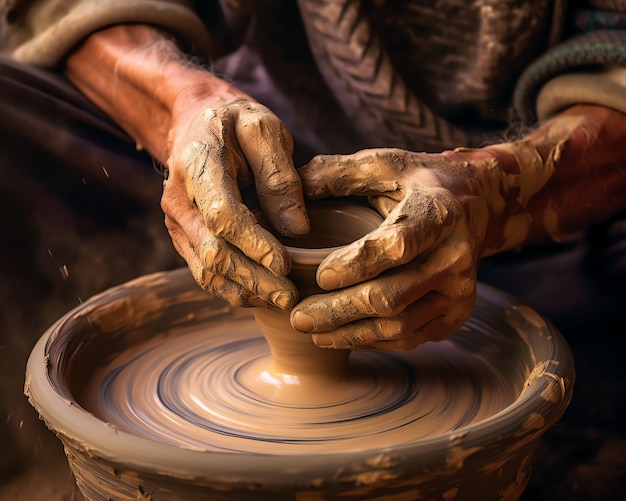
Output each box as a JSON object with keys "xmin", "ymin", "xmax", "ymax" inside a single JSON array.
[
  {"xmin": 289, "ymin": 107, "xmax": 624, "ymax": 350},
  {"xmin": 291, "ymin": 148, "xmax": 493, "ymax": 351},
  {"xmin": 63, "ymin": 25, "xmax": 310, "ymax": 311},
  {"xmin": 162, "ymin": 98, "xmax": 309, "ymax": 309}
]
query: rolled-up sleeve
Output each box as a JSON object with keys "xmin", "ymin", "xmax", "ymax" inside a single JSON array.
[
  {"xmin": 513, "ymin": 2, "xmax": 626, "ymax": 123},
  {"xmin": 0, "ymin": 0, "xmax": 213, "ymax": 67},
  {"xmin": 535, "ymin": 66, "xmax": 626, "ymax": 120}
]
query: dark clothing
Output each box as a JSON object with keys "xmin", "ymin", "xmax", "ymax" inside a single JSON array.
[{"xmin": 0, "ymin": 58, "xmax": 183, "ymax": 493}]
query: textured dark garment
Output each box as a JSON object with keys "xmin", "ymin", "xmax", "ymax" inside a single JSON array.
[
  {"xmin": 212, "ymin": 0, "xmax": 563, "ymax": 153},
  {"xmin": 2, "ymin": 0, "xmax": 625, "ymax": 152},
  {"xmin": 196, "ymin": 0, "xmax": 626, "ymax": 160},
  {"xmin": 0, "ymin": 55, "xmax": 183, "ymax": 479}
]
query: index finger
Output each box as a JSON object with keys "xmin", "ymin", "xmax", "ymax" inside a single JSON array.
[
  {"xmin": 182, "ymin": 140, "xmax": 292, "ymax": 277},
  {"xmin": 235, "ymin": 106, "xmax": 310, "ymax": 239},
  {"xmin": 316, "ymin": 193, "xmax": 456, "ymax": 289},
  {"xmin": 298, "ymin": 149, "xmax": 407, "ymax": 199}
]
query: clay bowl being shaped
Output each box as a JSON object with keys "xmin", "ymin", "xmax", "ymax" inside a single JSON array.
[{"xmin": 26, "ymin": 204, "xmax": 575, "ymax": 501}]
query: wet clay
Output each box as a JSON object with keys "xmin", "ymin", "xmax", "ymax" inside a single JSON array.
[
  {"xmin": 27, "ymin": 266, "xmax": 575, "ymax": 500},
  {"xmin": 83, "ymin": 201, "xmax": 472, "ymax": 452},
  {"xmin": 79, "ymin": 313, "xmax": 522, "ymax": 454},
  {"xmin": 75, "ymin": 203, "xmax": 524, "ymax": 455}
]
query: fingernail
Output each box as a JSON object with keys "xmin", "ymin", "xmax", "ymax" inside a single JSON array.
[
  {"xmin": 313, "ymin": 334, "xmax": 334, "ymax": 347},
  {"xmin": 292, "ymin": 311, "xmax": 315, "ymax": 332},
  {"xmin": 260, "ymin": 253, "xmax": 275, "ymax": 270},
  {"xmin": 270, "ymin": 291, "xmax": 294, "ymax": 310},
  {"xmin": 282, "ymin": 207, "xmax": 309, "ymax": 237},
  {"xmin": 261, "ymin": 249, "xmax": 290, "ymax": 276},
  {"xmin": 318, "ymin": 268, "xmax": 341, "ymax": 290}
]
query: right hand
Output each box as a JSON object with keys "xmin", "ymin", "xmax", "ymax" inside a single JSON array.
[{"xmin": 162, "ymin": 96, "xmax": 310, "ymax": 309}]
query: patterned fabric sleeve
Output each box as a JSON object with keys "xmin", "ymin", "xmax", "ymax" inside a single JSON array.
[
  {"xmin": 513, "ymin": 0, "xmax": 626, "ymax": 122},
  {"xmin": 0, "ymin": 0, "xmax": 214, "ymax": 68}
]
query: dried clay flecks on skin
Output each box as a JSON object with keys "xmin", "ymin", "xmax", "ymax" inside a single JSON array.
[
  {"xmin": 491, "ymin": 114, "xmax": 588, "ymax": 207},
  {"xmin": 483, "ymin": 114, "xmax": 588, "ymax": 254},
  {"xmin": 163, "ymin": 98, "xmax": 311, "ymax": 311},
  {"xmin": 295, "ymin": 150, "xmax": 489, "ymax": 348}
]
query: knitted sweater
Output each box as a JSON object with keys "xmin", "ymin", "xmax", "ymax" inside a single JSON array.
[{"xmin": 1, "ymin": 0, "xmax": 625, "ymax": 153}]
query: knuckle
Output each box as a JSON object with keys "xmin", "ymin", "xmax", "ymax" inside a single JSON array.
[
  {"xmin": 178, "ymin": 140, "xmax": 213, "ymax": 179},
  {"xmin": 373, "ymin": 148, "xmax": 406, "ymax": 172},
  {"xmin": 432, "ymin": 190, "xmax": 463, "ymax": 224},
  {"xmin": 262, "ymin": 169, "xmax": 300, "ymax": 195},
  {"xmin": 162, "ymin": 211, "xmax": 176, "ymax": 230},
  {"xmin": 359, "ymin": 238, "xmax": 385, "ymax": 264},
  {"xmin": 160, "ymin": 191, "xmax": 182, "ymax": 216},
  {"xmin": 201, "ymin": 202, "xmax": 232, "ymax": 239},
  {"xmin": 199, "ymin": 108, "xmax": 218, "ymax": 124},
  {"xmin": 203, "ymin": 273, "xmax": 247, "ymax": 307},
  {"xmin": 431, "ymin": 197, "xmax": 451, "ymax": 226},
  {"xmin": 160, "ymin": 193, "xmax": 172, "ymax": 213},
  {"xmin": 453, "ymin": 272, "xmax": 474, "ymax": 295},
  {"xmin": 201, "ymin": 238, "xmax": 231, "ymax": 274},
  {"xmin": 439, "ymin": 245, "xmax": 475, "ymax": 282},
  {"xmin": 212, "ymin": 251, "xmax": 234, "ymax": 277},
  {"xmin": 381, "ymin": 230, "xmax": 415, "ymax": 264},
  {"xmin": 309, "ymin": 154, "xmax": 328, "ymax": 166},
  {"xmin": 244, "ymin": 115, "xmax": 264, "ymax": 132},
  {"xmin": 162, "ymin": 217, "xmax": 187, "ymax": 249},
  {"xmin": 341, "ymin": 329, "xmax": 364, "ymax": 349},
  {"xmin": 186, "ymin": 139, "xmax": 209, "ymax": 159},
  {"xmin": 375, "ymin": 317, "xmax": 405, "ymax": 340},
  {"xmin": 308, "ymin": 153, "xmax": 340, "ymax": 170},
  {"xmin": 241, "ymin": 111, "xmax": 281, "ymax": 134},
  {"xmin": 367, "ymin": 284, "xmax": 400, "ymax": 315}
]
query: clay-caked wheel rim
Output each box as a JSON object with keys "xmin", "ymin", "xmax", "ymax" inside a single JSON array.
[{"xmin": 25, "ymin": 268, "xmax": 575, "ymax": 486}]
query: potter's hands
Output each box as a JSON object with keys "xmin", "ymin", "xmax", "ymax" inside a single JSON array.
[
  {"xmin": 63, "ymin": 25, "xmax": 310, "ymax": 310},
  {"xmin": 292, "ymin": 148, "xmax": 493, "ymax": 351},
  {"xmin": 162, "ymin": 98, "xmax": 309, "ymax": 309}
]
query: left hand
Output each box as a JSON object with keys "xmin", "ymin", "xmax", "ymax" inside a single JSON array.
[
  {"xmin": 162, "ymin": 97, "xmax": 308, "ymax": 310},
  {"xmin": 291, "ymin": 148, "xmax": 493, "ymax": 351}
]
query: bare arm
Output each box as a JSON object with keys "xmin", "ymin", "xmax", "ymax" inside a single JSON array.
[
  {"xmin": 65, "ymin": 25, "xmax": 236, "ymax": 164},
  {"xmin": 64, "ymin": 24, "xmax": 310, "ymax": 309}
]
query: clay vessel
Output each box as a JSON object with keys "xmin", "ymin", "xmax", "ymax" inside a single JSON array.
[
  {"xmin": 253, "ymin": 201, "xmax": 383, "ymax": 382},
  {"xmin": 25, "ymin": 203, "xmax": 575, "ymax": 501}
]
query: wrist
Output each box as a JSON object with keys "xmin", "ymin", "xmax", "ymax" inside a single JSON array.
[
  {"xmin": 441, "ymin": 144, "xmax": 551, "ymax": 257},
  {"xmin": 444, "ymin": 124, "xmax": 591, "ymax": 257},
  {"xmin": 65, "ymin": 24, "xmax": 248, "ymax": 163}
]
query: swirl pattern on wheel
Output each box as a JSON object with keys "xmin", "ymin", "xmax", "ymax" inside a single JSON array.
[{"xmin": 80, "ymin": 314, "xmax": 519, "ymax": 455}]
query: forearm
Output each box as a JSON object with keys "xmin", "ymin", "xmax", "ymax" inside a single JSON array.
[
  {"xmin": 64, "ymin": 24, "xmax": 247, "ymax": 163},
  {"xmin": 63, "ymin": 23, "xmax": 308, "ymax": 312},
  {"xmin": 446, "ymin": 105, "xmax": 626, "ymax": 256}
]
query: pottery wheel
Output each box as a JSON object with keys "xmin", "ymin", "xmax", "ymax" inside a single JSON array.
[{"xmin": 79, "ymin": 307, "xmax": 521, "ymax": 455}]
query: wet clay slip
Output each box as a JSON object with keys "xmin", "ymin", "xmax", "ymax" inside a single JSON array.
[{"xmin": 25, "ymin": 202, "xmax": 575, "ymax": 500}]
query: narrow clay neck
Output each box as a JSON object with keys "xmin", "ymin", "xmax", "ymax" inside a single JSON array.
[
  {"xmin": 252, "ymin": 201, "xmax": 383, "ymax": 379},
  {"xmin": 253, "ymin": 308, "xmax": 350, "ymax": 377}
]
